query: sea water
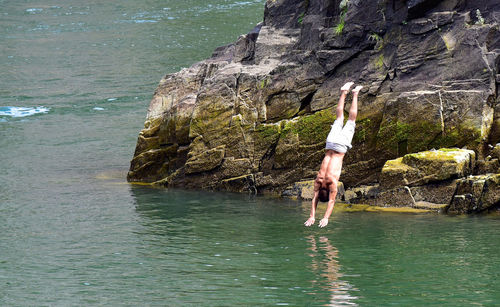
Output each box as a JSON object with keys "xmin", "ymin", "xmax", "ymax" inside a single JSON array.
[{"xmin": 1, "ymin": 0, "xmax": 500, "ymax": 306}]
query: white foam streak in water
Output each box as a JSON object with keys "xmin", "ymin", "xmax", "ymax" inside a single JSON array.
[
  {"xmin": 0, "ymin": 106, "xmax": 50, "ymax": 118},
  {"xmin": 26, "ymin": 8, "xmax": 43, "ymax": 13}
]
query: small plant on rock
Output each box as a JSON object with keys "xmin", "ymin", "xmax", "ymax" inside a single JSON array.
[
  {"xmin": 334, "ymin": 0, "xmax": 349, "ymax": 36},
  {"xmin": 298, "ymin": 12, "xmax": 305, "ymax": 24},
  {"xmin": 334, "ymin": 20, "xmax": 345, "ymax": 35}
]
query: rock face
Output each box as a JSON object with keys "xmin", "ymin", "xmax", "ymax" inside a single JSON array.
[{"xmin": 128, "ymin": 0, "xmax": 500, "ymax": 195}]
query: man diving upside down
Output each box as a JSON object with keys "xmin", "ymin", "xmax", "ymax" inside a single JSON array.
[{"xmin": 304, "ymin": 82, "xmax": 363, "ymax": 228}]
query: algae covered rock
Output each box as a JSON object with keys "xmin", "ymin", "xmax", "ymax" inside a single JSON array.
[
  {"xmin": 362, "ymin": 148, "xmax": 477, "ymax": 211},
  {"xmin": 347, "ymin": 147, "xmax": 499, "ymax": 213},
  {"xmin": 380, "ymin": 148, "xmax": 475, "ymax": 188},
  {"xmin": 350, "ymin": 179, "xmax": 456, "ymax": 212}
]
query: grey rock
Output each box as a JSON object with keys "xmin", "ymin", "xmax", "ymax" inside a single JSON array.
[
  {"xmin": 410, "ymin": 179, "xmax": 457, "ymax": 205},
  {"xmin": 343, "ymin": 184, "xmax": 380, "ymax": 203},
  {"xmin": 448, "ymin": 174, "xmax": 500, "ymax": 214},
  {"xmin": 366, "ymin": 186, "xmax": 416, "ymax": 208}
]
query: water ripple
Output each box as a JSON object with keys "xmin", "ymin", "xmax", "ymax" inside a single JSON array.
[{"xmin": 0, "ymin": 106, "xmax": 50, "ymax": 118}]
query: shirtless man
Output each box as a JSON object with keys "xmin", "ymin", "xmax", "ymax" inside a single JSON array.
[{"xmin": 304, "ymin": 82, "xmax": 362, "ymax": 228}]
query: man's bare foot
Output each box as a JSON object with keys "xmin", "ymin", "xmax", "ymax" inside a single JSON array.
[
  {"xmin": 340, "ymin": 82, "xmax": 354, "ymax": 93},
  {"xmin": 352, "ymin": 85, "xmax": 363, "ymax": 94}
]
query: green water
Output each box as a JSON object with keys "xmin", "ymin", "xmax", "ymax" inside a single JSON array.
[{"xmin": 1, "ymin": 0, "xmax": 500, "ymax": 306}]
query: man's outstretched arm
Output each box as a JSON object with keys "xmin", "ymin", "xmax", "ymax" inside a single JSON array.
[
  {"xmin": 318, "ymin": 184, "xmax": 338, "ymax": 228},
  {"xmin": 304, "ymin": 194, "xmax": 319, "ymax": 227},
  {"xmin": 304, "ymin": 179, "xmax": 321, "ymax": 226},
  {"xmin": 348, "ymin": 85, "xmax": 363, "ymax": 121}
]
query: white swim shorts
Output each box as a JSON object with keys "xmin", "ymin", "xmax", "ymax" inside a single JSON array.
[{"xmin": 325, "ymin": 116, "xmax": 356, "ymax": 153}]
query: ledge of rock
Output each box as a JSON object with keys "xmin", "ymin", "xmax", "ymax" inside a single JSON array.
[{"xmin": 380, "ymin": 148, "xmax": 475, "ymax": 188}]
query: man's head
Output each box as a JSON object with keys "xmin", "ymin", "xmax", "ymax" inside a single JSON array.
[{"xmin": 318, "ymin": 187, "xmax": 330, "ymax": 202}]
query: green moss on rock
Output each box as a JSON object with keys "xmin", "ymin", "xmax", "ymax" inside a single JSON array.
[
  {"xmin": 430, "ymin": 121, "xmax": 482, "ymax": 150},
  {"xmin": 189, "ymin": 100, "xmax": 234, "ymax": 139},
  {"xmin": 281, "ymin": 109, "xmax": 335, "ymax": 145},
  {"xmin": 376, "ymin": 119, "xmax": 443, "ymax": 156},
  {"xmin": 256, "ymin": 122, "xmax": 281, "ymax": 140},
  {"xmin": 376, "ymin": 117, "xmax": 483, "ymax": 158}
]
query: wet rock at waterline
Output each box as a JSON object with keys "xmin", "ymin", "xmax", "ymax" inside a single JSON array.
[
  {"xmin": 448, "ymin": 174, "xmax": 500, "ymax": 214},
  {"xmin": 282, "ymin": 179, "xmax": 345, "ymax": 201},
  {"xmin": 128, "ymin": 0, "xmax": 500, "ymax": 210},
  {"xmin": 332, "ymin": 149, "xmax": 498, "ymax": 213}
]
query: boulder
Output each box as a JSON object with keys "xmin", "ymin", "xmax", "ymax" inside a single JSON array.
[
  {"xmin": 346, "ymin": 179, "xmax": 455, "ymax": 212},
  {"xmin": 409, "ymin": 180, "xmax": 457, "ymax": 205},
  {"xmin": 362, "ymin": 148, "xmax": 478, "ymax": 211},
  {"xmin": 185, "ymin": 146, "xmax": 225, "ymax": 175},
  {"xmin": 366, "ymin": 186, "xmax": 416, "ymax": 208},
  {"xmin": 343, "ymin": 184, "xmax": 380, "ymax": 203},
  {"xmin": 380, "ymin": 148, "xmax": 475, "ymax": 188},
  {"xmin": 448, "ymin": 174, "xmax": 500, "ymax": 214}
]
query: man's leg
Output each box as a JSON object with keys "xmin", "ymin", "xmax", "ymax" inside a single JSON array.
[
  {"xmin": 338, "ymin": 85, "xmax": 362, "ymax": 153},
  {"xmin": 348, "ymin": 85, "xmax": 363, "ymax": 121},
  {"xmin": 338, "ymin": 82, "xmax": 354, "ymax": 119}
]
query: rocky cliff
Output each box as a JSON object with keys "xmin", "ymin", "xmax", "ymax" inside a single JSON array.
[{"xmin": 128, "ymin": 0, "xmax": 500, "ymax": 195}]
